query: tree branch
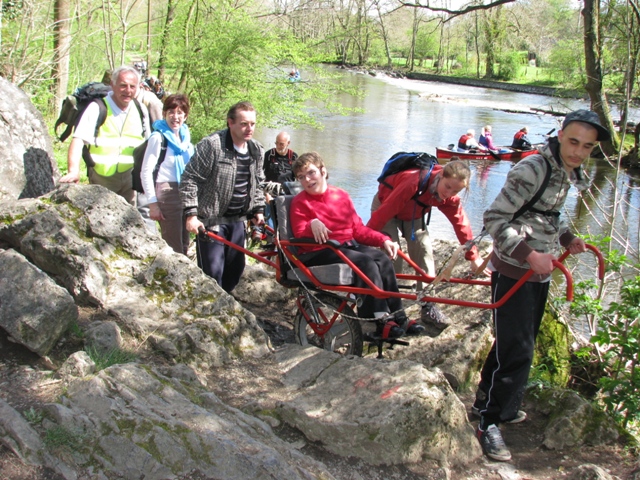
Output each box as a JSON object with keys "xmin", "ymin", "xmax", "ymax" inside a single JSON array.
[{"xmin": 398, "ymin": 0, "xmax": 516, "ymax": 19}]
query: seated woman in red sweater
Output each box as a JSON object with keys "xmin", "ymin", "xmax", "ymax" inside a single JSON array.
[{"xmin": 289, "ymin": 152, "xmax": 423, "ymax": 339}]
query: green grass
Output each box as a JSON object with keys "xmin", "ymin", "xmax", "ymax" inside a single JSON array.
[
  {"xmin": 23, "ymin": 407, "xmax": 43, "ymax": 425},
  {"xmin": 53, "ymin": 141, "xmax": 88, "ymax": 183},
  {"xmin": 44, "ymin": 425, "xmax": 86, "ymax": 450},
  {"xmin": 84, "ymin": 344, "xmax": 138, "ymax": 371}
]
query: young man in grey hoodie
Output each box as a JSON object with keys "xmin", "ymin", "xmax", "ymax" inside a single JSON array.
[{"xmin": 474, "ymin": 110, "xmax": 611, "ymax": 462}]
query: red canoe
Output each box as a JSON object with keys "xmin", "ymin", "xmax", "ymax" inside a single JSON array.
[{"xmin": 436, "ymin": 146, "xmax": 538, "ymax": 162}]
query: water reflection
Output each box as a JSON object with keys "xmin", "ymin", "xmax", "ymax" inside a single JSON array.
[{"xmin": 256, "ymin": 69, "xmax": 640, "ymax": 257}]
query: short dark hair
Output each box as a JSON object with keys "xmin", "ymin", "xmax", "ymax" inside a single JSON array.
[
  {"xmin": 163, "ymin": 94, "xmax": 190, "ymax": 116},
  {"xmin": 227, "ymin": 101, "xmax": 255, "ymax": 121}
]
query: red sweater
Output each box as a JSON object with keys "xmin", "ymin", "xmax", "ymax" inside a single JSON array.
[
  {"xmin": 290, "ymin": 185, "xmax": 389, "ymax": 253},
  {"xmin": 367, "ymin": 168, "xmax": 479, "ymax": 261}
]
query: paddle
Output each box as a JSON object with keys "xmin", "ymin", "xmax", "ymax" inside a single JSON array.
[{"xmin": 487, "ymin": 148, "xmax": 501, "ymax": 161}]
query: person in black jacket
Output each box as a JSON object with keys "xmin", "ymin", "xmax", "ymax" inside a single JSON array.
[
  {"xmin": 511, "ymin": 127, "xmax": 532, "ymax": 149},
  {"xmin": 263, "ymin": 131, "xmax": 298, "ymax": 183}
]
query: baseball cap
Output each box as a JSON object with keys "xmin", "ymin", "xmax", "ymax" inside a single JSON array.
[{"xmin": 562, "ymin": 109, "xmax": 611, "ymax": 141}]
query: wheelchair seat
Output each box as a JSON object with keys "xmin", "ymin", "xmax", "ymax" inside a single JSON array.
[{"xmin": 275, "ymin": 195, "xmax": 354, "ymax": 286}]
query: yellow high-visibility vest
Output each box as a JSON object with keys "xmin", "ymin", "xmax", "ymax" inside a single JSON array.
[{"xmin": 89, "ymin": 100, "xmax": 145, "ymax": 177}]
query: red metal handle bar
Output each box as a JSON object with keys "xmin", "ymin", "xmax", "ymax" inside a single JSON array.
[
  {"xmin": 557, "ymin": 243, "xmax": 605, "ymax": 281},
  {"xmin": 201, "ymin": 229, "xmax": 278, "ymax": 270}
]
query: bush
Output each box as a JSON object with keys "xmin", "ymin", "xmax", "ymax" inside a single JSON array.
[{"xmin": 496, "ymin": 52, "xmax": 522, "ymax": 81}]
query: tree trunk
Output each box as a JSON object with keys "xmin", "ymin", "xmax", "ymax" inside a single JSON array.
[
  {"xmin": 474, "ymin": 13, "xmax": 481, "ymax": 78},
  {"xmin": 408, "ymin": 8, "xmax": 418, "ymax": 71},
  {"xmin": 374, "ymin": 0, "xmax": 392, "ymax": 68},
  {"xmin": 52, "ymin": 0, "xmax": 72, "ymax": 110},
  {"xmin": 582, "ymin": 0, "xmax": 619, "ymax": 155},
  {"xmin": 158, "ymin": 0, "xmax": 177, "ymax": 82}
]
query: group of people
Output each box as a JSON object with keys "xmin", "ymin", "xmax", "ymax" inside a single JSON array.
[
  {"xmin": 456, "ymin": 125, "xmax": 533, "ymax": 152},
  {"xmin": 57, "ymin": 75, "xmax": 610, "ymax": 463},
  {"xmin": 59, "ymin": 65, "xmax": 194, "ymax": 256}
]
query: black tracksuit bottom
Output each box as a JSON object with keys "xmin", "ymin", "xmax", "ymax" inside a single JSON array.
[{"xmin": 475, "ymin": 271, "xmax": 550, "ymax": 425}]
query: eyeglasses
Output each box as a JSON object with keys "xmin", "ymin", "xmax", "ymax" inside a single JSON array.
[{"xmin": 296, "ymin": 169, "xmax": 320, "ymax": 182}]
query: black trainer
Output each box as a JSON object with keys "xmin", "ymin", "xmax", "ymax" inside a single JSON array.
[{"xmin": 477, "ymin": 424, "xmax": 511, "ymax": 462}]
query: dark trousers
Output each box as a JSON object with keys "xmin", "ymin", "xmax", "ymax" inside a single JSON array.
[
  {"xmin": 196, "ymin": 221, "xmax": 246, "ymax": 293},
  {"xmin": 476, "ymin": 271, "xmax": 549, "ymax": 425},
  {"xmin": 300, "ymin": 244, "xmax": 402, "ymax": 319}
]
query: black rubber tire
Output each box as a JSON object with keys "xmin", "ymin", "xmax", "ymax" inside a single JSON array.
[{"xmin": 293, "ymin": 292, "xmax": 364, "ymax": 356}]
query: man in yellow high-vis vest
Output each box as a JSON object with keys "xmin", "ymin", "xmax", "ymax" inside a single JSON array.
[{"xmin": 60, "ymin": 66, "xmax": 150, "ymax": 206}]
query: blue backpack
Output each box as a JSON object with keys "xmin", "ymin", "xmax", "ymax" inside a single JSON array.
[{"xmin": 377, "ymin": 151, "xmax": 438, "ymax": 239}]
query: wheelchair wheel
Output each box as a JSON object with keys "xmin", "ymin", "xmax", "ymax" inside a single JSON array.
[{"xmin": 293, "ymin": 291, "xmax": 363, "ymax": 356}]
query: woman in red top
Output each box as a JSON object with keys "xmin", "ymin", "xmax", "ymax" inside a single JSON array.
[
  {"xmin": 368, "ymin": 159, "xmax": 484, "ymax": 327},
  {"xmin": 290, "ymin": 152, "xmax": 423, "ymax": 339}
]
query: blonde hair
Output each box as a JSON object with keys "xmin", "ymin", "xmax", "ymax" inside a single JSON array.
[{"xmin": 443, "ymin": 158, "xmax": 471, "ymax": 197}]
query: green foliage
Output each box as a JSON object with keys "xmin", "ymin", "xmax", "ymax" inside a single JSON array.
[
  {"xmin": 496, "ymin": 52, "xmax": 522, "ymax": 81},
  {"xmin": 85, "ymin": 345, "xmax": 137, "ymax": 371},
  {"xmin": 66, "ymin": 321, "xmax": 85, "ymax": 340},
  {"xmin": 533, "ymin": 310, "xmax": 571, "ymax": 387},
  {"xmin": 159, "ymin": 1, "xmax": 362, "ymax": 141},
  {"xmin": 23, "ymin": 407, "xmax": 43, "ymax": 425},
  {"xmin": 44, "ymin": 425, "xmax": 87, "ymax": 452},
  {"xmin": 547, "ymin": 39, "xmax": 585, "ymax": 88},
  {"xmin": 592, "ymin": 275, "xmax": 640, "ymax": 427}
]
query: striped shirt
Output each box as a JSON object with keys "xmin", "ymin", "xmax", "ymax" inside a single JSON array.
[{"xmin": 224, "ymin": 147, "xmax": 252, "ymax": 216}]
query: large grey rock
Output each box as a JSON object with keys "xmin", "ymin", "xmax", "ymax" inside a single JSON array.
[
  {"xmin": 274, "ymin": 345, "xmax": 482, "ymax": 466},
  {"xmin": 0, "ymin": 77, "xmax": 58, "ymax": 201},
  {"xmin": 44, "ymin": 363, "xmax": 335, "ymax": 479},
  {"xmin": 0, "ymin": 184, "xmax": 271, "ymax": 367},
  {"xmin": 0, "ymin": 248, "xmax": 78, "ymax": 356},
  {"xmin": 536, "ymin": 389, "xmax": 620, "ymax": 449}
]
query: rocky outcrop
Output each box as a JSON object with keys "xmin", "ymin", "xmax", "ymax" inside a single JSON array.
[
  {"xmin": 535, "ymin": 389, "xmax": 620, "ymax": 449},
  {"xmin": 0, "ymin": 184, "xmax": 271, "ymax": 367},
  {"xmin": 42, "ymin": 362, "xmax": 335, "ymax": 480},
  {"xmin": 0, "ymin": 77, "xmax": 58, "ymax": 201},
  {"xmin": 0, "ymin": 248, "xmax": 77, "ymax": 356},
  {"xmin": 275, "ymin": 345, "xmax": 482, "ymax": 466}
]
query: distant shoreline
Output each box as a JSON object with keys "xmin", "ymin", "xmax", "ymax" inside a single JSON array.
[{"xmin": 405, "ymin": 72, "xmax": 585, "ymax": 100}]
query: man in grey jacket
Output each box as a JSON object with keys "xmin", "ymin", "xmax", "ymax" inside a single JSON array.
[
  {"xmin": 180, "ymin": 101, "xmax": 265, "ymax": 292},
  {"xmin": 474, "ymin": 110, "xmax": 611, "ymax": 462}
]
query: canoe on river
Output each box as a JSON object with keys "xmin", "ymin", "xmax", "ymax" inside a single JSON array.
[{"xmin": 436, "ymin": 146, "xmax": 538, "ymax": 162}]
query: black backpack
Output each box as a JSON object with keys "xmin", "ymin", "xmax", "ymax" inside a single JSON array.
[
  {"xmin": 131, "ymin": 133, "xmax": 168, "ymax": 193},
  {"xmin": 378, "ymin": 151, "xmax": 438, "ymax": 210},
  {"xmin": 54, "ymin": 82, "xmax": 111, "ymax": 142},
  {"xmin": 55, "ymin": 82, "xmax": 147, "ymax": 168}
]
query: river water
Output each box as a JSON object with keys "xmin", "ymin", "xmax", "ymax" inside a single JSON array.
[{"xmin": 256, "ymin": 69, "xmax": 640, "ymax": 258}]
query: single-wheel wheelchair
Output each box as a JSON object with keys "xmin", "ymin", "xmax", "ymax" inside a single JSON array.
[{"xmin": 202, "ymin": 187, "xmax": 605, "ymax": 358}]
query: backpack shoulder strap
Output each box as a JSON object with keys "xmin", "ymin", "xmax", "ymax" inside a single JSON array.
[
  {"xmin": 511, "ymin": 156, "xmax": 552, "ymax": 222},
  {"xmin": 131, "ymin": 98, "xmax": 147, "ymax": 138},
  {"xmin": 151, "ymin": 135, "xmax": 169, "ymax": 183},
  {"xmin": 93, "ymin": 98, "xmax": 108, "ymax": 138}
]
